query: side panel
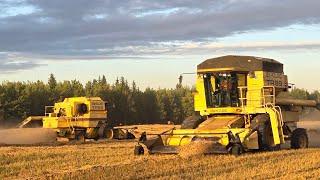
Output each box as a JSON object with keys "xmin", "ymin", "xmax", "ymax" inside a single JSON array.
[
  {"xmin": 194, "ymin": 74, "xmax": 207, "ymax": 114},
  {"xmin": 43, "ymin": 117, "xmax": 101, "ymax": 128},
  {"xmin": 263, "ymin": 72, "xmax": 288, "ymax": 89},
  {"xmin": 247, "ymin": 71, "xmax": 264, "ymax": 108}
]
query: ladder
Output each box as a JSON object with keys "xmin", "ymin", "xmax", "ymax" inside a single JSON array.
[{"xmin": 265, "ymin": 103, "xmax": 285, "ymax": 144}]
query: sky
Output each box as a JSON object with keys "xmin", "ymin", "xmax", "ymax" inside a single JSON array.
[{"xmin": 0, "ymin": 0, "xmax": 320, "ymax": 90}]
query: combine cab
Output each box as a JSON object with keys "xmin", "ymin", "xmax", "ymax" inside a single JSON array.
[
  {"xmin": 136, "ymin": 55, "xmax": 318, "ymax": 155},
  {"xmin": 19, "ymin": 97, "xmax": 135, "ymax": 141}
]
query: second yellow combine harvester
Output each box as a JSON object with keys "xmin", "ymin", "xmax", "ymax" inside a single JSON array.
[
  {"xmin": 18, "ymin": 97, "xmax": 135, "ymax": 141},
  {"xmin": 136, "ymin": 55, "xmax": 320, "ymax": 155}
]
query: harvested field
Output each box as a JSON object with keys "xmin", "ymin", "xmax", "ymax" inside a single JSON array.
[
  {"xmin": 1, "ymin": 124, "xmax": 320, "ymax": 179},
  {"xmin": 2, "ymin": 142, "xmax": 320, "ymax": 179}
]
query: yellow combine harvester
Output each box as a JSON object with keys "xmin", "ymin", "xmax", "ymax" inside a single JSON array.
[
  {"xmin": 135, "ymin": 55, "xmax": 320, "ymax": 155},
  {"xmin": 18, "ymin": 97, "xmax": 135, "ymax": 141}
]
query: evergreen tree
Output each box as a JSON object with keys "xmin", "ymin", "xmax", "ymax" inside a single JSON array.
[
  {"xmin": 0, "ymin": 74, "xmax": 199, "ymax": 126},
  {"xmin": 101, "ymin": 75, "xmax": 107, "ymax": 85},
  {"xmin": 48, "ymin": 74, "xmax": 57, "ymax": 90}
]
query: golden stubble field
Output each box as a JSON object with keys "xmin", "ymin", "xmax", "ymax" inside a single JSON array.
[{"xmin": 1, "ymin": 124, "xmax": 320, "ymax": 179}]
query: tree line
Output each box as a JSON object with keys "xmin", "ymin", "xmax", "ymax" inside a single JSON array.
[
  {"xmin": 0, "ymin": 74, "xmax": 194, "ymax": 126},
  {"xmin": 0, "ymin": 74, "xmax": 319, "ymax": 126}
]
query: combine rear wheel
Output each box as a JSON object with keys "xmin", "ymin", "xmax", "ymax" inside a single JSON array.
[{"xmin": 291, "ymin": 128, "xmax": 308, "ymax": 149}]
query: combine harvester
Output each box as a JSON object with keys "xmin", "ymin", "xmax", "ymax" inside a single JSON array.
[
  {"xmin": 18, "ymin": 97, "xmax": 135, "ymax": 141},
  {"xmin": 135, "ymin": 55, "xmax": 320, "ymax": 155}
]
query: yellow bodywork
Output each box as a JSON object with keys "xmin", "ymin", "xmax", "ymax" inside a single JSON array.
[
  {"xmin": 167, "ymin": 59, "xmax": 287, "ymax": 151},
  {"xmin": 138, "ymin": 56, "xmax": 309, "ymax": 155},
  {"xmin": 166, "ymin": 128, "xmax": 249, "ymax": 147},
  {"xmin": 43, "ymin": 97, "xmax": 107, "ymax": 138},
  {"xmin": 20, "ymin": 96, "xmax": 136, "ymax": 140}
]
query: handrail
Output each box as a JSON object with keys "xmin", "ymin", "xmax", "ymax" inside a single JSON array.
[
  {"xmin": 238, "ymin": 86, "xmax": 284, "ymax": 139},
  {"xmin": 238, "ymin": 86, "xmax": 276, "ymax": 108},
  {"xmin": 45, "ymin": 106, "xmax": 55, "ymax": 117},
  {"xmin": 262, "ymin": 86, "xmax": 276, "ymax": 105},
  {"xmin": 265, "ymin": 102, "xmax": 284, "ymax": 128}
]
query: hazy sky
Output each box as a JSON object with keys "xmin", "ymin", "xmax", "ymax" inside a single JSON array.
[{"xmin": 0, "ymin": 0, "xmax": 320, "ymax": 90}]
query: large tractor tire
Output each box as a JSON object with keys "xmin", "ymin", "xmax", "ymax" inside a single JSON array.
[
  {"xmin": 181, "ymin": 114, "xmax": 203, "ymax": 129},
  {"xmin": 252, "ymin": 115, "xmax": 279, "ymax": 151},
  {"xmin": 291, "ymin": 128, "xmax": 308, "ymax": 149},
  {"xmin": 97, "ymin": 123, "xmax": 114, "ymax": 140}
]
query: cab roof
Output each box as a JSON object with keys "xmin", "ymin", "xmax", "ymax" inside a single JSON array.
[{"xmin": 197, "ymin": 55, "xmax": 283, "ymax": 73}]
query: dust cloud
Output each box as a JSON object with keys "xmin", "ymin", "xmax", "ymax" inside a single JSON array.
[
  {"xmin": 299, "ymin": 110, "xmax": 320, "ymax": 147},
  {"xmin": 0, "ymin": 128, "xmax": 57, "ymax": 145},
  {"xmin": 179, "ymin": 141, "xmax": 216, "ymax": 158}
]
